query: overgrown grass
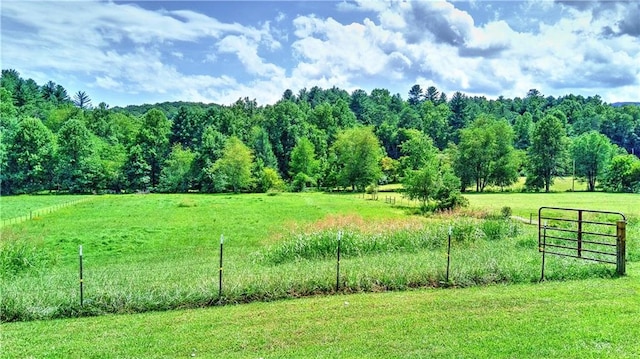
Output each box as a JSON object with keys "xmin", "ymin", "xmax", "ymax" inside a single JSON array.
[
  {"xmin": 262, "ymin": 215, "xmax": 521, "ymax": 264},
  {"xmin": 1, "ymin": 192, "xmax": 637, "ymax": 322}
]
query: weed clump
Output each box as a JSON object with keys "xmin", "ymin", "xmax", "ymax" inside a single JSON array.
[{"xmin": 0, "ymin": 240, "xmax": 54, "ymax": 278}]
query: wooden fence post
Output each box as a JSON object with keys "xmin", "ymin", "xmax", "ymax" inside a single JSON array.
[{"xmin": 616, "ymin": 221, "xmax": 626, "ymax": 276}]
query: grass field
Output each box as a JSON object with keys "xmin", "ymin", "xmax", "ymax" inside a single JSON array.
[
  {"xmin": 1, "ymin": 189, "xmax": 639, "ymax": 356},
  {"xmin": 4, "ymin": 263, "xmax": 639, "ymax": 358}
]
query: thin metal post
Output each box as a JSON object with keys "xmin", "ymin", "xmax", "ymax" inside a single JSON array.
[
  {"xmin": 446, "ymin": 226, "xmax": 452, "ymax": 283},
  {"xmin": 577, "ymin": 210, "xmax": 583, "ymax": 258},
  {"xmin": 540, "ymin": 223, "xmax": 547, "ymax": 282},
  {"xmin": 336, "ymin": 231, "xmax": 342, "ymax": 292},
  {"xmin": 616, "ymin": 221, "xmax": 626, "ymax": 276},
  {"xmin": 79, "ymin": 245, "xmax": 84, "ymax": 306},
  {"xmin": 219, "ymin": 235, "xmax": 224, "ymax": 301}
]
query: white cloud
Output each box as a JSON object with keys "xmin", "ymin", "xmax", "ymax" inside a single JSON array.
[
  {"xmin": 94, "ymin": 76, "xmax": 121, "ymax": 91},
  {"xmin": 1, "ymin": 0, "xmax": 637, "ymax": 106},
  {"xmin": 217, "ymin": 35, "xmax": 285, "ymax": 78}
]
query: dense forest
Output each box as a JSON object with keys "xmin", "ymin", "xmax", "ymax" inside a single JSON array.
[{"xmin": 1, "ymin": 68, "xmax": 640, "ymax": 206}]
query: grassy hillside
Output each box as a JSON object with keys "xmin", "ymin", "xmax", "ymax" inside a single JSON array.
[{"xmin": 4, "ymin": 263, "xmax": 639, "ymax": 358}]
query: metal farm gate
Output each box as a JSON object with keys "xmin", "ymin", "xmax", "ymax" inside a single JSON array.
[{"xmin": 538, "ymin": 207, "xmax": 627, "ymax": 280}]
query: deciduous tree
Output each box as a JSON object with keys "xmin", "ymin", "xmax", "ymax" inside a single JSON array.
[
  {"xmin": 526, "ymin": 113, "xmax": 568, "ymax": 192},
  {"xmin": 571, "ymin": 131, "xmax": 614, "ymax": 191},
  {"xmin": 331, "ymin": 127, "xmax": 384, "ymax": 191},
  {"xmin": 212, "ymin": 137, "xmax": 254, "ymax": 193}
]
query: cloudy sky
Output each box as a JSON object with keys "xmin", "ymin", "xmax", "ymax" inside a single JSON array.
[{"xmin": 1, "ymin": 0, "xmax": 639, "ymax": 107}]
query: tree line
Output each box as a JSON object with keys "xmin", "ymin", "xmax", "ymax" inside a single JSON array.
[{"xmin": 1, "ymin": 69, "xmax": 640, "ymax": 207}]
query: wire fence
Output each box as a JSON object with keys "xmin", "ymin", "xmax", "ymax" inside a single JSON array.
[{"xmin": 0, "ymin": 197, "xmax": 95, "ymax": 228}]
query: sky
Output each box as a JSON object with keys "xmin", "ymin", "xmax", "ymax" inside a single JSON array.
[{"xmin": 1, "ymin": 0, "xmax": 639, "ymax": 107}]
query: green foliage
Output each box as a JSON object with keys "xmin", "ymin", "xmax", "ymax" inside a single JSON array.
[
  {"xmin": 571, "ymin": 131, "xmax": 614, "ymax": 191},
  {"xmin": 400, "ymin": 131, "xmax": 466, "ymax": 211},
  {"xmin": 526, "ymin": 112, "xmax": 568, "ymax": 192},
  {"xmin": 513, "ymin": 112, "xmax": 533, "ymax": 150},
  {"xmin": 4, "ymin": 117, "xmax": 55, "ymax": 194},
  {"xmin": 2, "ymin": 69, "xmax": 639, "ymax": 196},
  {"xmin": 456, "ymin": 116, "xmax": 519, "ymax": 192},
  {"xmin": 136, "ymin": 109, "xmax": 171, "ymax": 189},
  {"xmin": 158, "ymin": 145, "xmax": 195, "ymax": 193},
  {"xmin": 289, "ymin": 137, "xmax": 319, "ymax": 191},
  {"xmin": 212, "ymin": 136, "xmax": 254, "ymax": 193},
  {"xmin": 602, "ymin": 154, "xmax": 640, "ymax": 193},
  {"xmin": 56, "ymin": 118, "xmax": 99, "ymax": 193},
  {"xmin": 331, "ymin": 127, "xmax": 384, "ymax": 191},
  {"xmin": 501, "ymin": 206, "xmax": 513, "ymax": 218},
  {"xmin": 256, "ymin": 167, "xmax": 285, "ymax": 193},
  {"xmin": 124, "ymin": 144, "xmax": 151, "ymax": 191}
]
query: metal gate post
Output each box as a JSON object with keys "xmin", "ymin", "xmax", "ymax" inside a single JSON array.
[
  {"xmin": 616, "ymin": 221, "xmax": 626, "ymax": 276},
  {"xmin": 577, "ymin": 210, "xmax": 583, "ymax": 258}
]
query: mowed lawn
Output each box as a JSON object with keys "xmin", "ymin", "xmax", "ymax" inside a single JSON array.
[{"xmin": 4, "ymin": 263, "xmax": 640, "ymax": 358}]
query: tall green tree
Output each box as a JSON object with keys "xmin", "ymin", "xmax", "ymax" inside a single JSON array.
[
  {"xmin": 211, "ymin": 137, "xmax": 254, "ymax": 193},
  {"xmin": 73, "ymin": 90, "xmax": 92, "ymax": 110},
  {"xmin": 289, "ymin": 137, "xmax": 319, "ymax": 191},
  {"xmin": 399, "ymin": 129, "xmax": 438, "ymax": 172},
  {"xmin": 400, "ymin": 131, "xmax": 466, "ymax": 210},
  {"xmin": 263, "ymin": 100, "xmax": 306, "ymax": 177},
  {"xmin": 571, "ymin": 131, "xmax": 614, "ymax": 191},
  {"xmin": 124, "ymin": 144, "xmax": 151, "ymax": 191},
  {"xmin": 456, "ymin": 117, "xmax": 496, "ymax": 192},
  {"xmin": 170, "ymin": 106, "xmax": 202, "ymax": 150},
  {"xmin": 407, "ymin": 84, "xmax": 423, "ymax": 107},
  {"xmin": 330, "ymin": 127, "xmax": 384, "ymax": 191},
  {"xmin": 250, "ymin": 126, "xmax": 278, "ymax": 170},
  {"xmin": 448, "ymin": 91, "xmax": 469, "ymax": 142},
  {"xmin": 513, "ymin": 112, "xmax": 533, "ymax": 150},
  {"xmin": 137, "ymin": 109, "xmax": 171, "ymax": 189},
  {"xmin": 490, "ymin": 120, "xmax": 520, "ymax": 191},
  {"xmin": 192, "ymin": 126, "xmax": 227, "ymax": 192},
  {"xmin": 56, "ymin": 118, "xmax": 101, "ymax": 193},
  {"xmin": 158, "ymin": 145, "xmax": 195, "ymax": 193},
  {"xmin": 420, "ymin": 101, "xmax": 451, "ymax": 150},
  {"xmin": 526, "ymin": 113, "xmax": 568, "ymax": 192},
  {"xmin": 425, "ymin": 86, "xmax": 440, "ymax": 103},
  {"xmin": 602, "ymin": 154, "xmax": 640, "ymax": 193},
  {"xmin": 4, "ymin": 117, "xmax": 55, "ymax": 194},
  {"xmin": 400, "ymin": 130, "xmax": 438, "ymax": 207},
  {"xmin": 455, "ymin": 117, "xmax": 518, "ymax": 192}
]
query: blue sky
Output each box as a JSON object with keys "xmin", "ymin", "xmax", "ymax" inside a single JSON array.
[{"xmin": 2, "ymin": 0, "xmax": 639, "ymax": 107}]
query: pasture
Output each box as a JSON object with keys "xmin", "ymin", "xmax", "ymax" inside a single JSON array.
[
  {"xmin": 1, "ymin": 189, "xmax": 639, "ymax": 356},
  {"xmin": 1, "ymin": 190, "xmax": 638, "ymax": 321}
]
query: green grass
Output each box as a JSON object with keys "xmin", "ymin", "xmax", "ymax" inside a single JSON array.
[
  {"xmin": 2, "ymin": 191, "xmax": 639, "ymax": 357},
  {"xmin": 2, "ymin": 191, "xmax": 637, "ymax": 322},
  {"xmin": 465, "ymin": 191, "xmax": 640, "ymax": 220},
  {"xmin": 0, "ymin": 194, "xmax": 93, "ymax": 227},
  {"xmin": 3, "ymin": 263, "xmax": 639, "ymax": 358}
]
